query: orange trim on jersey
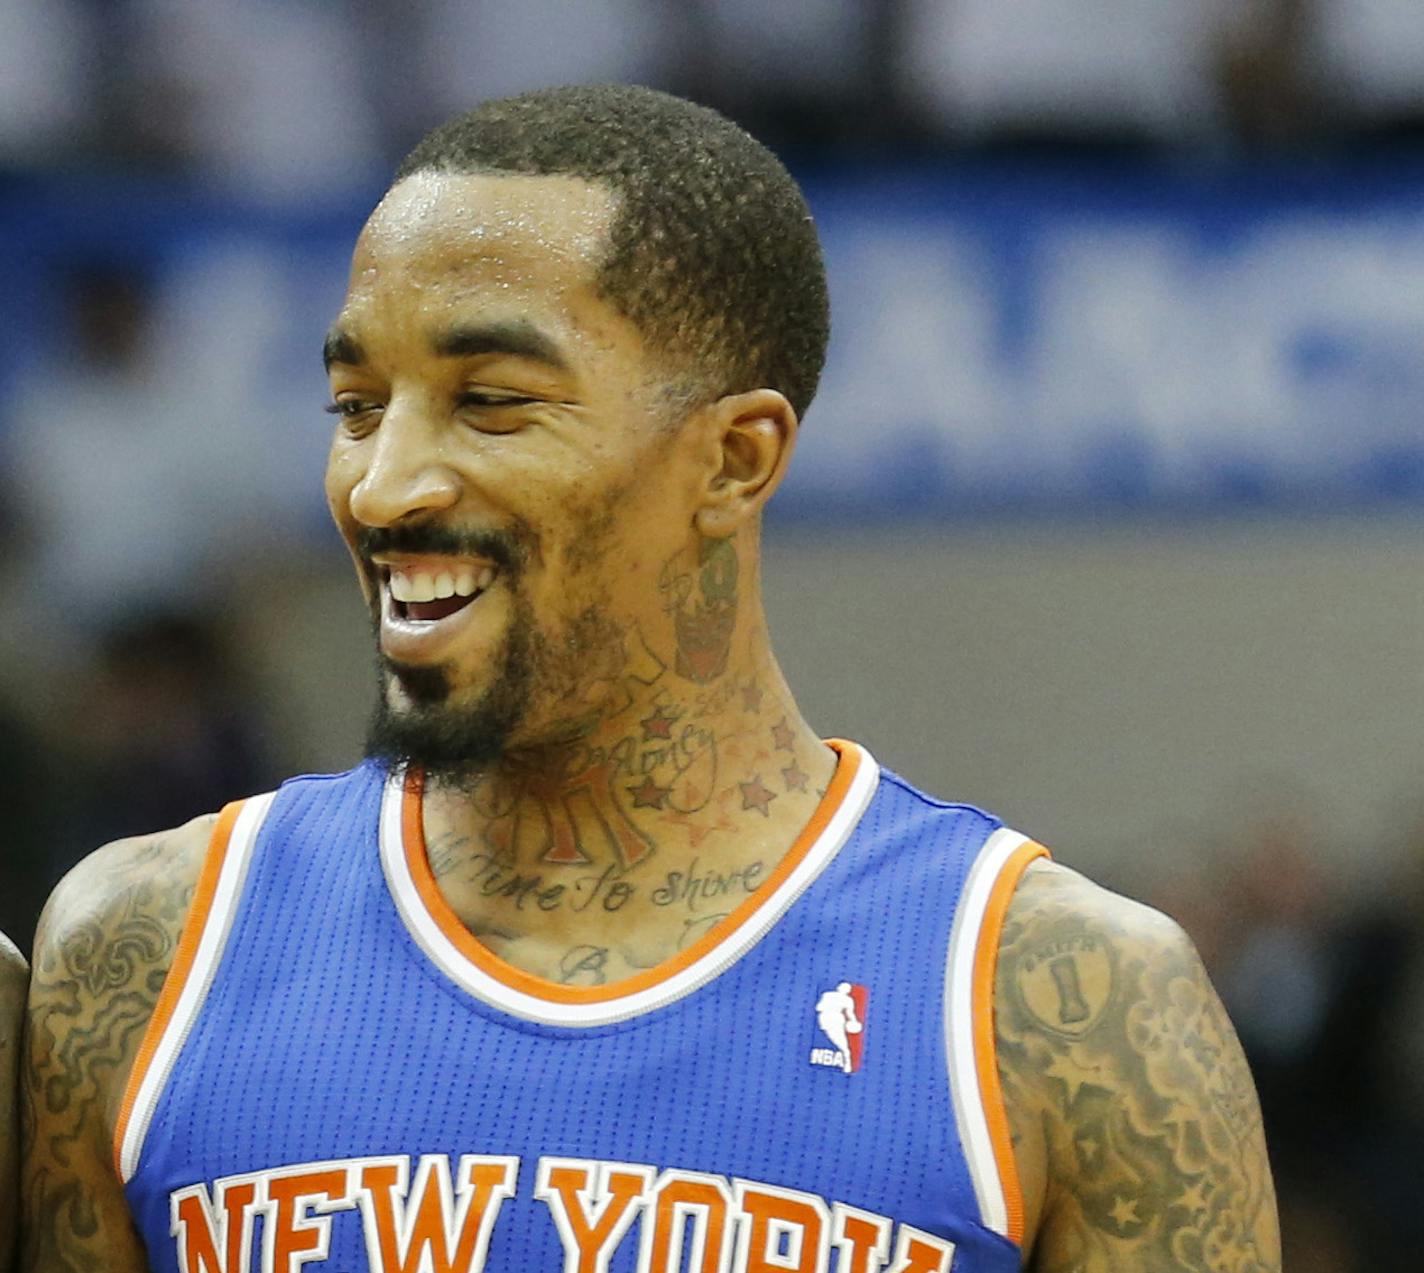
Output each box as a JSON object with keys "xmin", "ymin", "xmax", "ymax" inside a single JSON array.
[
  {"xmin": 971, "ymin": 838, "xmax": 1050, "ymax": 1249},
  {"xmin": 111, "ymin": 800, "xmax": 246, "ymax": 1180},
  {"xmin": 400, "ymin": 739, "xmax": 862, "ymax": 1006}
]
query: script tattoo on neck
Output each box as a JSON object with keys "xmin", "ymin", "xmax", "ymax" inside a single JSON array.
[
  {"xmin": 422, "ymin": 531, "xmax": 832, "ymax": 972},
  {"xmin": 22, "ymin": 827, "xmax": 211, "ymax": 1272},
  {"xmin": 430, "ymin": 821, "xmax": 770, "ymax": 924},
  {"xmin": 995, "ymin": 867, "xmax": 1280, "ymax": 1272}
]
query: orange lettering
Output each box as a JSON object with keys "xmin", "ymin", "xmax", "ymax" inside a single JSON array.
[
  {"xmin": 264, "ymin": 1167, "xmax": 349, "ymax": 1273},
  {"xmin": 171, "ymin": 1180, "xmax": 257, "ymax": 1273},
  {"xmin": 734, "ymin": 1182, "xmax": 828, "ymax": 1273},
  {"xmin": 831, "ymin": 1204, "xmax": 892, "ymax": 1273},
  {"xmin": 642, "ymin": 1172, "xmax": 734, "ymax": 1273},
  {"xmin": 536, "ymin": 1158, "xmax": 654, "ymax": 1273},
  {"xmin": 358, "ymin": 1155, "xmax": 517, "ymax": 1273}
]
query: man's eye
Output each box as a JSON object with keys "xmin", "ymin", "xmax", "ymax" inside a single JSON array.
[
  {"xmin": 324, "ymin": 399, "xmax": 381, "ymax": 419},
  {"xmin": 455, "ymin": 391, "xmax": 537, "ymax": 409},
  {"xmin": 324, "ymin": 398, "xmax": 383, "ymax": 438}
]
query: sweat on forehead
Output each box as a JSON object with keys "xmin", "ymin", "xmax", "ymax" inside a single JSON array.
[
  {"xmin": 357, "ymin": 172, "xmax": 618, "ymax": 276},
  {"xmin": 333, "ymin": 174, "xmax": 651, "ymax": 379}
]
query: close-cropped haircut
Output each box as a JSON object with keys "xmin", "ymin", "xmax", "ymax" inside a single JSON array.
[{"xmin": 394, "ymin": 84, "xmax": 830, "ymax": 420}]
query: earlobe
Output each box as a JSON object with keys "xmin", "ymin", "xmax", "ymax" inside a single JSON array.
[{"xmin": 694, "ymin": 389, "xmax": 797, "ymax": 538}]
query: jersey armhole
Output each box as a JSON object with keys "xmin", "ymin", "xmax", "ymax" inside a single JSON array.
[
  {"xmin": 943, "ymin": 828, "xmax": 1050, "ymax": 1249},
  {"xmin": 111, "ymin": 792, "xmax": 275, "ymax": 1183}
]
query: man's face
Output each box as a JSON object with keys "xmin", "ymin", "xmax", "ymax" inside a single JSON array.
[{"xmin": 324, "ymin": 172, "xmax": 702, "ymax": 779}]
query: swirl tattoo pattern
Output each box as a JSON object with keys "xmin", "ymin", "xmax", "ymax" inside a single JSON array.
[{"xmin": 20, "ymin": 825, "xmax": 211, "ymax": 1273}]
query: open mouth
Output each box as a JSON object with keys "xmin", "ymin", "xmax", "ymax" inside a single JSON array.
[{"xmin": 385, "ymin": 562, "xmax": 497, "ymax": 623}]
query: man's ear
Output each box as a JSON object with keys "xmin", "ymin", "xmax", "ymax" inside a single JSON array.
[{"xmin": 694, "ymin": 388, "xmax": 798, "ymax": 538}]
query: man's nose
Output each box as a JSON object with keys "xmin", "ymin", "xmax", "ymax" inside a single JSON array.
[{"xmin": 347, "ymin": 400, "xmax": 461, "ymax": 527}]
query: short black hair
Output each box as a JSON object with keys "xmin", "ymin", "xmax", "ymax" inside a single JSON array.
[{"xmin": 394, "ymin": 84, "xmax": 829, "ymax": 420}]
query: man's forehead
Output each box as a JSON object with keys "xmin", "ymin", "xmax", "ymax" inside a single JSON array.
[
  {"xmin": 331, "ymin": 172, "xmax": 654, "ymax": 376},
  {"xmin": 356, "ymin": 171, "xmax": 616, "ymax": 272}
]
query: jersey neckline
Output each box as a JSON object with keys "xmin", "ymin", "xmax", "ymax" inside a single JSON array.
[{"xmin": 379, "ymin": 738, "xmax": 880, "ymax": 1027}]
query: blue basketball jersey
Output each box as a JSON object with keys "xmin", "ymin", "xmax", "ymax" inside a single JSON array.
[{"xmin": 117, "ymin": 740, "xmax": 1046, "ymax": 1272}]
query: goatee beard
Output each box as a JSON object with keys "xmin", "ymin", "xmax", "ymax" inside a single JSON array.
[
  {"xmin": 359, "ymin": 519, "xmax": 537, "ymax": 788},
  {"xmin": 363, "ymin": 605, "xmax": 534, "ymax": 792}
]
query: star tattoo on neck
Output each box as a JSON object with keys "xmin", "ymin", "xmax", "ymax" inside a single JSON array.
[
  {"xmin": 739, "ymin": 775, "xmax": 777, "ymax": 817},
  {"xmin": 628, "ymin": 776, "xmax": 672, "ymax": 810},
  {"xmin": 640, "ymin": 704, "xmax": 679, "ymax": 741}
]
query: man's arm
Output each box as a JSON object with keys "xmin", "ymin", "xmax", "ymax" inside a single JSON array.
[
  {"xmin": 996, "ymin": 861, "xmax": 1280, "ymax": 1273},
  {"xmin": 1, "ymin": 932, "xmax": 28, "ymax": 1273},
  {"xmin": 20, "ymin": 818, "xmax": 213, "ymax": 1273}
]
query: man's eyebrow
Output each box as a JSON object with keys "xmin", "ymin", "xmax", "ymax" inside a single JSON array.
[
  {"xmin": 323, "ymin": 327, "xmax": 365, "ymax": 371},
  {"xmin": 432, "ymin": 320, "xmax": 570, "ymax": 372}
]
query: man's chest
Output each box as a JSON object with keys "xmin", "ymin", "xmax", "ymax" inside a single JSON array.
[{"xmin": 122, "ymin": 946, "xmax": 1006, "ymax": 1272}]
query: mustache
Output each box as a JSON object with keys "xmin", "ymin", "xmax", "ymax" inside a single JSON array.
[{"xmin": 357, "ymin": 521, "xmax": 533, "ymax": 576}]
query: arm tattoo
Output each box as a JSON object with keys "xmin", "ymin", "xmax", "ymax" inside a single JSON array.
[
  {"xmin": 1, "ymin": 936, "xmax": 28, "ymax": 1273},
  {"xmin": 997, "ymin": 866, "xmax": 1281, "ymax": 1272},
  {"xmin": 21, "ymin": 827, "xmax": 209, "ymax": 1272}
]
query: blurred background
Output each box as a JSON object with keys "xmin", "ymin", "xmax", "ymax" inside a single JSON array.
[{"xmin": 1, "ymin": 0, "xmax": 1422, "ymax": 1266}]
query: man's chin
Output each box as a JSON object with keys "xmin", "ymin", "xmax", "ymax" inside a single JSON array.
[
  {"xmin": 364, "ymin": 702, "xmax": 509, "ymax": 786},
  {"xmin": 381, "ymin": 657, "xmax": 455, "ymax": 707},
  {"xmin": 365, "ymin": 598, "xmax": 536, "ymax": 784},
  {"xmin": 365, "ymin": 666, "xmax": 530, "ymax": 787}
]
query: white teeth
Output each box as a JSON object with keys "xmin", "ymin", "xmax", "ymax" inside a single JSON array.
[
  {"xmin": 387, "ymin": 571, "xmax": 437, "ymax": 603},
  {"xmin": 387, "ymin": 563, "xmax": 496, "ymax": 607}
]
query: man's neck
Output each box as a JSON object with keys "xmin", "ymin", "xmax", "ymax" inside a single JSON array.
[{"xmin": 419, "ymin": 639, "xmax": 836, "ymax": 987}]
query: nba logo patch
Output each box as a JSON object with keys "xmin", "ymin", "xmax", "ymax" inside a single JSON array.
[{"xmin": 809, "ymin": 981, "xmax": 868, "ymax": 1074}]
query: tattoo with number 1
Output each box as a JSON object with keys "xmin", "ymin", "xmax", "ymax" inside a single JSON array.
[{"xmin": 996, "ymin": 866, "xmax": 1280, "ymax": 1272}]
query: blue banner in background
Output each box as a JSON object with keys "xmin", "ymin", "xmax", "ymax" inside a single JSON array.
[
  {"xmin": 6, "ymin": 157, "xmax": 1424, "ymax": 522},
  {"xmin": 789, "ymin": 159, "xmax": 1424, "ymax": 516}
]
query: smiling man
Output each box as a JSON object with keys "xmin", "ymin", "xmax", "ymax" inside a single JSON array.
[{"xmin": 22, "ymin": 86, "xmax": 1278, "ymax": 1273}]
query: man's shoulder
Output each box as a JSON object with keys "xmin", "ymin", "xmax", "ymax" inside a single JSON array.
[
  {"xmin": 994, "ymin": 859, "xmax": 1281, "ymax": 1270},
  {"xmin": 0, "ymin": 930, "xmax": 25, "ymax": 1052},
  {"xmin": 39, "ymin": 814, "xmax": 219, "ymax": 929},
  {"xmin": 20, "ymin": 820, "xmax": 218, "ymax": 1272},
  {"xmin": 0, "ymin": 928, "xmax": 24, "ymax": 1042},
  {"xmin": 0, "ymin": 931, "xmax": 19, "ymax": 1273},
  {"xmin": 25, "ymin": 815, "xmax": 221, "ymax": 1143},
  {"xmin": 994, "ymin": 857, "xmax": 1217, "ymax": 1103},
  {"xmin": 31, "ymin": 814, "xmax": 220, "ymax": 1006},
  {"xmin": 0, "ymin": 929, "xmax": 25, "ymax": 992},
  {"xmin": 1003, "ymin": 857, "xmax": 1186, "ymax": 954}
]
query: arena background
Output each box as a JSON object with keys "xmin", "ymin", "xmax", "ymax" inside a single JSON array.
[{"xmin": 2, "ymin": 2, "xmax": 1422, "ymax": 1267}]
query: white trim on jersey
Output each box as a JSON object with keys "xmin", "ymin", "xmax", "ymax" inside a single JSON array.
[
  {"xmin": 942, "ymin": 827, "xmax": 1033, "ymax": 1241},
  {"xmin": 380, "ymin": 743, "xmax": 882, "ymax": 1028},
  {"xmin": 118, "ymin": 792, "xmax": 276, "ymax": 1184}
]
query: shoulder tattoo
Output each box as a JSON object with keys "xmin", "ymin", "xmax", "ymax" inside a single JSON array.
[
  {"xmin": 996, "ymin": 865, "xmax": 1281, "ymax": 1272},
  {"xmin": 21, "ymin": 822, "xmax": 212, "ymax": 1272}
]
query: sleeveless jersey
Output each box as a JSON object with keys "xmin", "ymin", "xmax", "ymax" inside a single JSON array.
[{"xmin": 117, "ymin": 740, "xmax": 1047, "ymax": 1273}]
